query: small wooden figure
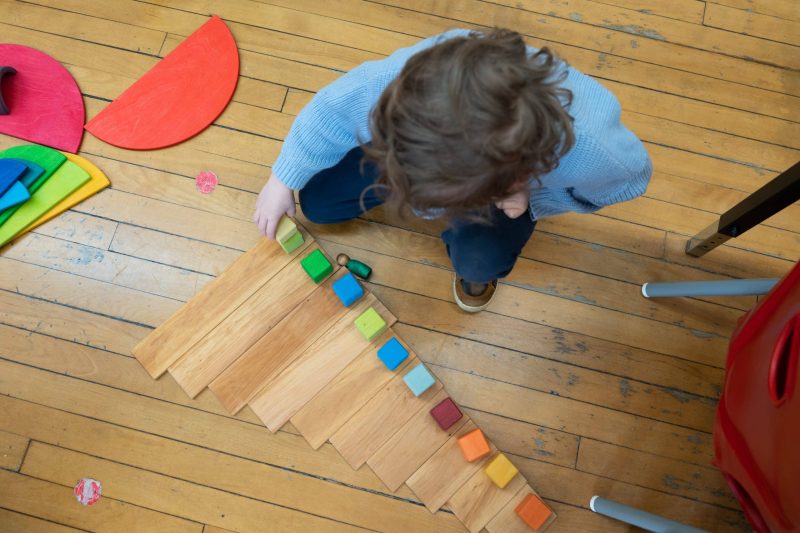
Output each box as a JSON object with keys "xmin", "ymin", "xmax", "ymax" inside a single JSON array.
[
  {"xmin": 300, "ymin": 249, "xmax": 333, "ymax": 284},
  {"xmin": 336, "ymin": 253, "xmax": 372, "ymax": 280},
  {"xmin": 354, "ymin": 307, "xmax": 386, "ymax": 340},
  {"xmin": 430, "ymin": 397, "xmax": 462, "ymax": 430},
  {"xmin": 457, "ymin": 428, "xmax": 491, "ymax": 462},
  {"xmin": 377, "ymin": 337, "xmax": 409, "ymax": 371},
  {"xmin": 332, "ymin": 272, "xmax": 364, "ymax": 306},
  {"xmin": 484, "ymin": 453, "xmax": 518, "ymax": 488},
  {"xmin": 276, "ymin": 216, "xmax": 304, "ymax": 253},
  {"xmin": 403, "ymin": 363, "xmax": 436, "ymax": 396},
  {"xmin": 515, "ymin": 493, "xmax": 554, "ymax": 531}
]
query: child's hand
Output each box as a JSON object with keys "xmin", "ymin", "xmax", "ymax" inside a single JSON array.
[
  {"xmin": 495, "ymin": 188, "xmax": 529, "ymax": 219},
  {"xmin": 253, "ymin": 172, "xmax": 296, "ymax": 239}
]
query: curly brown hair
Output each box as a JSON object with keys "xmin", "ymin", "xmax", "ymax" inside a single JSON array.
[{"xmin": 363, "ymin": 28, "xmax": 575, "ymax": 221}]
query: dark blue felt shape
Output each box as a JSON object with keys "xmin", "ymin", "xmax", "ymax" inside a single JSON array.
[
  {"xmin": 332, "ymin": 272, "xmax": 364, "ymax": 306},
  {"xmin": 15, "ymin": 159, "xmax": 45, "ymax": 189},
  {"xmin": 377, "ymin": 337, "xmax": 409, "ymax": 371}
]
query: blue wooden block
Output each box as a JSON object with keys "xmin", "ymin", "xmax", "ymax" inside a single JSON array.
[
  {"xmin": 377, "ymin": 337, "xmax": 409, "ymax": 371},
  {"xmin": 332, "ymin": 272, "xmax": 364, "ymax": 306},
  {"xmin": 403, "ymin": 363, "xmax": 436, "ymax": 397},
  {"xmin": 0, "ymin": 181, "xmax": 30, "ymax": 211},
  {"xmin": 0, "ymin": 159, "xmax": 27, "ymax": 196}
]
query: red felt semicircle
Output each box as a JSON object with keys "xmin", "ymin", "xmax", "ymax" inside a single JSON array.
[
  {"xmin": 0, "ymin": 45, "xmax": 85, "ymax": 153},
  {"xmin": 85, "ymin": 15, "xmax": 239, "ymax": 150}
]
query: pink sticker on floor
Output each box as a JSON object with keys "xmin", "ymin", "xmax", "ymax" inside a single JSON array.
[
  {"xmin": 196, "ymin": 170, "xmax": 218, "ymax": 194},
  {"xmin": 74, "ymin": 478, "xmax": 102, "ymax": 506}
]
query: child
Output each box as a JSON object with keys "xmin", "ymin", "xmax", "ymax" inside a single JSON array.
[{"xmin": 254, "ymin": 28, "xmax": 651, "ymax": 312}]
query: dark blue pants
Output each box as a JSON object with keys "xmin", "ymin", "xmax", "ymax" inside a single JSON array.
[{"xmin": 299, "ymin": 147, "xmax": 536, "ymax": 283}]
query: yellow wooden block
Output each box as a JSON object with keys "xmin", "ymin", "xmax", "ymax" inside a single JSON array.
[
  {"xmin": 275, "ymin": 215, "xmax": 298, "ymax": 244},
  {"xmin": 484, "ymin": 453, "xmax": 518, "ymax": 489},
  {"xmin": 23, "ymin": 152, "xmax": 110, "ymax": 233}
]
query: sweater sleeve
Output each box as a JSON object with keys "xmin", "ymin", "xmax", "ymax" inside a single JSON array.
[
  {"xmin": 529, "ymin": 81, "xmax": 652, "ymax": 220},
  {"xmin": 271, "ymin": 68, "xmax": 374, "ymax": 190}
]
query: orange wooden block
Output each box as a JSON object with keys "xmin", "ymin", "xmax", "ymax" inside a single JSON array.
[
  {"xmin": 457, "ymin": 428, "xmax": 491, "ymax": 462},
  {"xmin": 515, "ymin": 493, "xmax": 553, "ymax": 531}
]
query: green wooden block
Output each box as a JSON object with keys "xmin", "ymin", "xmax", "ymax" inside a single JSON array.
[
  {"xmin": 280, "ymin": 230, "xmax": 304, "ymax": 253},
  {"xmin": 300, "ymin": 248, "xmax": 333, "ymax": 284},
  {"xmin": 354, "ymin": 307, "xmax": 387, "ymax": 341}
]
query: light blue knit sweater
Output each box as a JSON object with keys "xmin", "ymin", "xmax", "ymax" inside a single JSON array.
[{"xmin": 272, "ymin": 29, "xmax": 652, "ymax": 220}]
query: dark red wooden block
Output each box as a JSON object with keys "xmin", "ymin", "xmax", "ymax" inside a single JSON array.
[{"xmin": 430, "ymin": 397, "xmax": 463, "ymax": 430}]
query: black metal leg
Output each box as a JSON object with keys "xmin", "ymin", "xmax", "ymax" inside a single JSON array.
[{"xmin": 686, "ymin": 160, "xmax": 800, "ymax": 257}]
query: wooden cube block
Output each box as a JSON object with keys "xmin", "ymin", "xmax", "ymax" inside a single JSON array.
[
  {"xmin": 332, "ymin": 272, "xmax": 364, "ymax": 306},
  {"xmin": 354, "ymin": 307, "xmax": 386, "ymax": 341},
  {"xmin": 484, "ymin": 453, "xmax": 519, "ymax": 488},
  {"xmin": 457, "ymin": 428, "xmax": 490, "ymax": 462},
  {"xmin": 275, "ymin": 215, "xmax": 298, "ymax": 243},
  {"xmin": 280, "ymin": 230, "xmax": 304, "ymax": 253},
  {"xmin": 300, "ymin": 249, "xmax": 333, "ymax": 284},
  {"xmin": 430, "ymin": 397, "xmax": 462, "ymax": 430},
  {"xmin": 515, "ymin": 493, "xmax": 553, "ymax": 531},
  {"xmin": 403, "ymin": 363, "xmax": 436, "ymax": 396},
  {"xmin": 377, "ymin": 337, "xmax": 408, "ymax": 371}
]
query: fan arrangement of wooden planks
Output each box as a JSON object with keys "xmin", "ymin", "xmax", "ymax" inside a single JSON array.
[{"xmin": 132, "ymin": 224, "xmax": 554, "ymax": 533}]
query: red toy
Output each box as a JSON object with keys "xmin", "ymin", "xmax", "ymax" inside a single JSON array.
[
  {"xmin": 714, "ymin": 259, "xmax": 800, "ymax": 532},
  {"xmin": 0, "ymin": 45, "xmax": 84, "ymax": 153},
  {"xmin": 85, "ymin": 15, "xmax": 238, "ymax": 150}
]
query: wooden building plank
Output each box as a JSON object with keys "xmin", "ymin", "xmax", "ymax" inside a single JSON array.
[
  {"xmin": 406, "ymin": 420, "xmax": 496, "ymax": 512},
  {"xmin": 249, "ymin": 297, "xmax": 397, "ymax": 432}
]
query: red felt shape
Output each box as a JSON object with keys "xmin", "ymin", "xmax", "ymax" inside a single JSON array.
[
  {"xmin": 0, "ymin": 46, "xmax": 85, "ymax": 153},
  {"xmin": 85, "ymin": 15, "xmax": 239, "ymax": 150}
]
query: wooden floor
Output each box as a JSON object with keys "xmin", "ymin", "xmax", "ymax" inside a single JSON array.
[{"xmin": 0, "ymin": 0, "xmax": 798, "ymax": 531}]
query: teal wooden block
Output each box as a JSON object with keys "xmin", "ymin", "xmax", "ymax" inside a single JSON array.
[
  {"xmin": 300, "ymin": 248, "xmax": 333, "ymax": 283},
  {"xmin": 403, "ymin": 363, "xmax": 435, "ymax": 397},
  {"xmin": 354, "ymin": 307, "xmax": 386, "ymax": 341}
]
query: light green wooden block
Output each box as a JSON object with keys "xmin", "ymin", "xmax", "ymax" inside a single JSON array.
[
  {"xmin": 354, "ymin": 307, "xmax": 386, "ymax": 341},
  {"xmin": 280, "ymin": 230, "xmax": 304, "ymax": 253}
]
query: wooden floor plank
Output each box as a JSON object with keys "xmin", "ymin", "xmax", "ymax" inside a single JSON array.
[
  {"xmin": 0, "ymin": 429, "xmax": 28, "ymax": 471},
  {"xmin": 707, "ymin": 0, "xmax": 800, "ymax": 22},
  {"xmin": 0, "ymin": 358, "xmax": 418, "ymax": 498},
  {"xmin": 577, "ymin": 438, "xmax": 738, "ymax": 509},
  {"xmin": 704, "ymin": 2, "xmax": 800, "ymax": 46},
  {"xmin": 0, "ymin": 469, "xmax": 201, "ymax": 533},
  {"xmin": 0, "ymin": 0, "xmax": 166, "ymax": 54},
  {"xmin": 583, "ymin": 0, "xmax": 706, "ymax": 24},
  {"xmin": 313, "ymin": 0, "xmax": 797, "ymax": 94},
  {"xmin": 22, "ymin": 443, "xmax": 363, "ymax": 533},
  {"xmin": 0, "ymin": 508, "xmax": 85, "ymax": 533},
  {"xmin": 0, "ymin": 395, "xmax": 465, "ymax": 532},
  {"xmin": 486, "ymin": 0, "xmax": 800, "ymax": 68}
]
